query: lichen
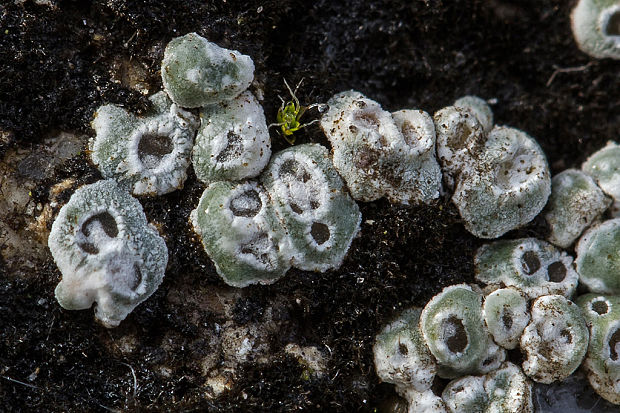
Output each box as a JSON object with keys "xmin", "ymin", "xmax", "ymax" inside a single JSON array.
[
  {"xmin": 520, "ymin": 295, "xmax": 589, "ymax": 384},
  {"xmin": 373, "ymin": 308, "xmax": 436, "ymax": 392},
  {"xmin": 544, "ymin": 169, "xmax": 610, "ymax": 248},
  {"xmin": 49, "ymin": 179, "xmax": 168, "ymax": 327},
  {"xmin": 192, "ymin": 91, "xmax": 271, "ymax": 184},
  {"xmin": 161, "ymin": 32, "xmax": 255, "ymax": 108},
  {"xmin": 420, "ymin": 284, "xmax": 505, "ymax": 379},
  {"xmin": 261, "ymin": 143, "xmax": 361, "ymax": 272},
  {"xmin": 475, "ymin": 238, "xmax": 578, "ymax": 299},
  {"xmin": 91, "ymin": 91, "xmax": 198, "ymax": 196},
  {"xmin": 190, "ymin": 180, "xmax": 291, "ymax": 287},
  {"xmin": 576, "ymin": 218, "xmax": 620, "ymax": 294},
  {"xmin": 571, "ymin": 0, "xmax": 620, "ymax": 60},
  {"xmin": 320, "ymin": 90, "xmax": 442, "ymax": 204}
]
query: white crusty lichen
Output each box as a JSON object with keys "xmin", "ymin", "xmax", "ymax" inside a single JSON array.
[
  {"xmin": 320, "ymin": 90, "xmax": 442, "ymax": 204},
  {"xmin": 420, "ymin": 284, "xmax": 505, "ymax": 379},
  {"xmin": 576, "ymin": 293, "xmax": 620, "ymax": 404},
  {"xmin": 192, "ymin": 91, "xmax": 271, "ymax": 184},
  {"xmin": 161, "ymin": 32, "xmax": 255, "ymax": 108},
  {"xmin": 191, "ymin": 180, "xmax": 291, "ymax": 287},
  {"xmin": 91, "ymin": 91, "xmax": 198, "ymax": 196},
  {"xmin": 474, "ymin": 238, "xmax": 579, "ymax": 299},
  {"xmin": 49, "ymin": 180, "xmax": 168, "ymax": 328},
  {"xmin": 453, "ymin": 95, "xmax": 493, "ymax": 134},
  {"xmin": 434, "ymin": 99, "xmax": 551, "ymax": 239},
  {"xmin": 452, "ymin": 126, "xmax": 551, "ymax": 239},
  {"xmin": 261, "ymin": 144, "xmax": 361, "ymax": 272},
  {"xmin": 582, "ymin": 141, "xmax": 620, "ymax": 216},
  {"xmin": 373, "ymin": 308, "xmax": 437, "ymax": 392},
  {"xmin": 571, "ymin": 0, "xmax": 620, "ymax": 60},
  {"xmin": 520, "ymin": 295, "xmax": 589, "ymax": 384},
  {"xmin": 482, "ymin": 287, "xmax": 530, "ymax": 350},
  {"xmin": 399, "ymin": 387, "xmax": 448, "ymax": 413},
  {"xmin": 442, "ymin": 362, "xmax": 533, "ymax": 413},
  {"xmin": 433, "ymin": 105, "xmax": 487, "ymax": 188},
  {"xmin": 544, "ymin": 169, "xmax": 611, "ymax": 248},
  {"xmin": 575, "ymin": 218, "xmax": 620, "ymax": 294}
]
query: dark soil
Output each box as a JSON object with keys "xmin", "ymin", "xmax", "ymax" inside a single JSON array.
[{"xmin": 0, "ymin": 0, "xmax": 618, "ymax": 412}]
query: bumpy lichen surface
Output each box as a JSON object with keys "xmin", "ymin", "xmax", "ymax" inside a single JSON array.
[
  {"xmin": 576, "ymin": 218, "xmax": 620, "ymax": 294},
  {"xmin": 91, "ymin": 91, "xmax": 198, "ymax": 196},
  {"xmin": 452, "ymin": 126, "xmax": 551, "ymax": 239},
  {"xmin": 192, "ymin": 91, "xmax": 271, "ymax": 184},
  {"xmin": 373, "ymin": 308, "xmax": 436, "ymax": 392},
  {"xmin": 49, "ymin": 180, "xmax": 168, "ymax": 328},
  {"xmin": 544, "ymin": 169, "xmax": 610, "ymax": 248},
  {"xmin": 397, "ymin": 387, "xmax": 447, "ymax": 413},
  {"xmin": 482, "ymin": 287, "xmax": 530, "ymax": 350},
  {"xmin": 261, "ymin": 143, "xmax": 361, "ymax": 272},
  {"xmin": 434, "ymin": 105, "xmax": 487, "ymax": 187},
  {"xmin": 453, "ymin": 95, "xmax": 493, "ymax": 134},
  {"xmin": 420, "ymin": 284, "xmax": 504, "ymax": 379},
  {"xmin": 583, "ymin": 141, "xmax": 620, "ymax": 216},
  {"xmin": 161, "ymin": 32, "xmax": 255, "ymax": 108},
  {"xmin": 442, "ymin": 362, "xmax": 533, "ymax": 413},
  {"xmin": 191, "ymin": 180, "xmax": 291, "ymax": 287},
  {"xmin": 475, "ymin": 238, "xmax": 579, "ymax": 299},
  {"xmin": 320, "ymin": 90, "xmax": 442, "ymax": 204},
  {"xmin": 520, "ymin": 295, "xmax": 589, "ymax": 384},
  {"xmin": 571, "ymin": 0, "xmax": 620, "ymax": 60},
  {"xmin": 576, "ymin": 293, "xmax": 620, "ymax": 404}
]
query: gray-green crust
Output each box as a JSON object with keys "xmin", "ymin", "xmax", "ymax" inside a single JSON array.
[
  {"xmin": 576, "ymin": 293, "xmax": 620, "ymax": 404},
  {"xmin": 453, "ymin": 126, "xmax": 551, "ymax": 239},
  {"xmin": 571, "ymin": 0, "xmax": 620, "ymax": 60},
  {"xmin": 545, "ymin": 169, "xmax": 610, "ymax": 248},
  {"xmin": 321, "ymin": 90, "xmax": 442, "ymax": 204},
  {"xmin": 443, "ymin": 362, "xmax": 532, "ymax": 413},
  {"xmin": 583, "ymin": 141, "xmax": 620, "ymax": 216},
  {"xmin": 161, "ymin": 32, "xmax": 254, "ymax": 108},
  {"xmin": 576, "ymin": 218, "xmax": 620, "ymax": 294},
  {"xmin": 90, "ymin": 91, "xmax": 198, "ymax": 196},
  {"xmin": 475, "ymin": 238, "xmax": 578, "ymax": 299},
  {"xmin": 482, "ymin": 288, "xmax": 530, "ymax": 350},
  {"xmin": 191, "ymin": 180, "xmax": 291, "ymax": 287},
  {"xmin": 192, "ymin": 91, "xmax": 271, "ymax": 184},
  {"xmin": 520, "ymin": 295, "xmax": 589, "ymax": 384},
  {"xmin": 261, "ymin": 144, "xmax": 361, "ymax": 272},
  {"xmin": 373, "ymin": 308, "xmax": 436, "ymax": 392},
  {"xmin": 49, "ymin": 180, "xmax": 168, "ymax": 328},
  {"xmin": 420, "ymin": 284, "xmax": 504, "ymax": 378}
]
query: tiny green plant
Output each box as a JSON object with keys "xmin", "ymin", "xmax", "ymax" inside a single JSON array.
[{"xmin": 270, "ymin": 78, "xmax": 327, "ymax": 145}]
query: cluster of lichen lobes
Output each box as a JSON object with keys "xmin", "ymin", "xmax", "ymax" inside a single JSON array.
[
  {"xmin": 49, "ymin": 180, "xmax": 168, "ymax": 328},
  {"xmin": 161, "ymin": 32, "xmax": 255, "ymax": 108},
  {"xmin": 320, "ymin": 90, "xmax": 442, "ymax": 205},
  {"xmin": 442, "ymin": 362, "xmax": 533, "ymax": 413},
  {"xmin": 91, "ymin": 91, "xmax": 198, "ymax": 196},
  {"xmin": 191, "ymin": 144, "xmax": 361, "ymax": 286},
  {"xmin": 261, "ymin": 143, "xmax": 361, "ymax": 272},
  {"xmin": 475, "ymin": 237, "xmax": 578, "ymax": 299},
  {"xmin": 582, "ymin": 141, "xmax": 620, "ymax": 216},
  {"xmin": 544, "ymin": 169, "xmax": 610, "ymax": 248},
  {"xmin": 191, "ymin": 181, "xmax": 289, "ymax": 287},
  {"xmin": 433, "ymin": 97, "xmax": 551, "ymax": 239},
  {"xmin": 521, "ymin": 295, "xmax": 589, "ymax": 383}
]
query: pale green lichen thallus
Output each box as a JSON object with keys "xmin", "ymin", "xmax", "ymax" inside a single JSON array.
[{"xmin": 49, "ymin": 180, "xmax": 168, "ymax": 328}]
